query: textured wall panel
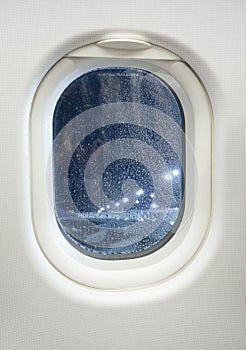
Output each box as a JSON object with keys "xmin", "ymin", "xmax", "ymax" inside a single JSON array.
[{"xmin": 0, "ymin": 1, "xmax": 245, "ymax": 349}]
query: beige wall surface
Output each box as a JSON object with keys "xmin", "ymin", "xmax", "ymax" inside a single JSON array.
[{"xmin": 0, "ymin": 1, "xmax": 245, "ymax": 349}]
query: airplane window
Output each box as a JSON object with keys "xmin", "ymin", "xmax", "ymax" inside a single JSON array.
[{"xmin": 53, "ymin": 67, "xmax": 185, "ymax": 259}]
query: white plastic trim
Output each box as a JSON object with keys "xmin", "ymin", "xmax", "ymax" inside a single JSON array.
[
  {"xmin": 96, "ymin": 39, "xmax": 152, "ymax": 50},
  {"xmin": 30, "ymin": 42, "xmax": 212, "ymax": 290},
  {"xmin": 66, "ymin": 41, "xmax": 180, "ymax": 60}
]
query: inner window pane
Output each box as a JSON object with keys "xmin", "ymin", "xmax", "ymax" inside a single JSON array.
[{"xmin": 53, "ymin": 67, "xmax": 185, "ymax": 259}]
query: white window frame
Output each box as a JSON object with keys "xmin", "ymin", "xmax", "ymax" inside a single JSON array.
[{"xmin": 30, "ymin": 41, "xmax": 213, "ymax": 290}]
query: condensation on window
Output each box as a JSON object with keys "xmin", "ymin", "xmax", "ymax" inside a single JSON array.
[{"xmin": 53, "ymin": 67, "xmax": 185, "ymax": 259}]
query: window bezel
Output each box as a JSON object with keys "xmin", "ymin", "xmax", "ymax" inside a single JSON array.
[{"xmin": 30, "ymin": 43, "xmax": 212, "ymax": 290}]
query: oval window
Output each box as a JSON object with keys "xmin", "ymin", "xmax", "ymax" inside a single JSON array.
[{"xmin": 53, "ymin": 67, "xmax": 185, "ymax": 259}]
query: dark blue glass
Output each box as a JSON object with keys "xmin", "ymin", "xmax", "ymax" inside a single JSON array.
[{"xmin": 53, "ymin": 67, "xmax": 185, "ymax": 259}]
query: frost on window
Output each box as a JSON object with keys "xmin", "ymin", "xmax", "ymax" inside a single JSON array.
[{"xmin": 53, "ymin": 67, "xmax": 185, "ymax": 259}]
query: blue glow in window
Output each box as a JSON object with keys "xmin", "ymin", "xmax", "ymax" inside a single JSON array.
[{"xmin": 53, "ymin": 67, "xmax": 185, "ymax": 259}]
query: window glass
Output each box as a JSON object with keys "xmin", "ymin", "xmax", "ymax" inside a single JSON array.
[{"xmin": 53, "ymin": 67, "xmax": 185, "ymax": 259}]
